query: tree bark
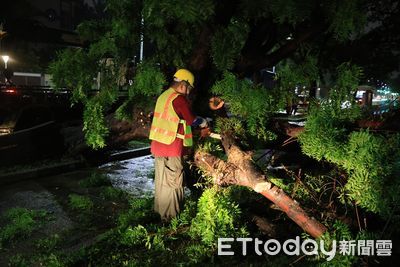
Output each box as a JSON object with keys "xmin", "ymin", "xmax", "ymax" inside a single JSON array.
[
  {"xmin": 194, "ymin": 134, "xmax": 327, "ymax": 238},
  {"xmin": 64, "ymin": 108, "xmax": 152, "ymax": 156},
  {"xmin": 106, "ymin": 109, "xmax": 151, "ymax": 145}
]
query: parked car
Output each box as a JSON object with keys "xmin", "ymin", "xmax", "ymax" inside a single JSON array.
[{"xmin": 0, "ymin": 104, "xmax": 65, "ymax": 167}]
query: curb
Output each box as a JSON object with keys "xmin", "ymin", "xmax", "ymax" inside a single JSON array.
[{"xmin": 0, "ymin": 147, "xmax": 151, "ymax": 186}]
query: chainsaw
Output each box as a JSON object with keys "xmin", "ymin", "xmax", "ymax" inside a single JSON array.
[{"xmin": 201, "ymin": 117, "xmax": 221, "ymax": 140}]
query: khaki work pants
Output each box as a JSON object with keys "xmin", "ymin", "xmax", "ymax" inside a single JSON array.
[{"xmin": 154, "ymin": 156, "xmax": 184, "ymax": 221}]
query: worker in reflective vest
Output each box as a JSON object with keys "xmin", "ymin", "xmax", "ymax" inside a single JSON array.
[{"xmin": 149, "ymin": 69, "xmax": 207, "ymax": 222}]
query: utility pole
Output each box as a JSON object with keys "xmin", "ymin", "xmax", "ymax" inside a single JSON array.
[
  {"xmin": 0, "ymin": 23, "xmax": 8, "ymax": 84},
  {"xmin": 139, "ymin": 17, "xmax": 144, "ymax": 62}
]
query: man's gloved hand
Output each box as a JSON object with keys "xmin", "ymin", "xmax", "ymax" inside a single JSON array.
[
  {"xmin": 200, "ymin": 127, "xmax": 211, "ymax": 138},
  {"xmin": 192, "ymin": 116, "xmax": 208, "ymax": 128},
  {"xmin": 199, "ymin": 118, "xmax": 208, "ymax": 128}
]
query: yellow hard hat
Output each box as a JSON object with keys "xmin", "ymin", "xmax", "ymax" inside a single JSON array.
[{"xmin": 173, "ymin": 69, "xmax": 194, "ymax": 87}]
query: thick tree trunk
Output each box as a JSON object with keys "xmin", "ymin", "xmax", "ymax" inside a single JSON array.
[
  {"xmin": 194, "ymin": 134, "xmax": 327, "ymax": 238},
  {"xmin": 106, "ymin": 109, "xmax": 151, "ymax": 145},
  {"xmin": 64, "ymin": 109, "xmax": 152, "ymax": 155}
]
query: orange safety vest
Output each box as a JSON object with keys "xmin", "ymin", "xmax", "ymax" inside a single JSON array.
[{"xmin": 149, "ymin": 88, "xmax": 193, "ymax": 147}]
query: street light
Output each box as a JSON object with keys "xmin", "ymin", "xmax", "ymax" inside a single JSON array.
[
  {"xmin": 2, "ymin": 55, "xmax": 9, "ymax": 69},
  {"xmin": 2, "ymin": 55, "xmax": 9, "ymax": 83}
]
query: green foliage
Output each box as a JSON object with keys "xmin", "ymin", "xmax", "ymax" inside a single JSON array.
[
  {"xmin": 82, "ymin": 0, "xmax": 142, "ymax": 50},
  {"xmin": 77, "ymin": 20, "xmax": 107, "ymax": 42},
  {"xmin": 117, "ymin": 197, "xmax": 155, "ymax": 228},
  {"xmin": 300, "ymin": 113, "xmax": 399, "ymax": 214},
  {"xmin": 68, "ymin": 194, "xmax": 94, "ymax": 211},
  {"xmin": 300, "ymin": 63, "xmax": 400, "ymax": 216},
  {"xmin": 310, "ymin": 221, "xmax": 378, "ymax": 266},
  {"xmin": 184, "ymin": 243, "xmax": 213, "ymax": 264},
  {"xmin": 119, "ymin": 224, "xmax": 168, "ymax": 253},
  {"xmin": 101, "ymin": 186, "xmax": 128, "ymax": 201},
  {"xmin": 146, "ymin": 229, "xmax": 167, "ymax": 251},
  {"xmin": 0, "ymin": 208, "xmax": 48, "ymax": 247},
  {"xmin": 276, "ymin": 56, "xmax": 319, "ymax": 90},
  {"xmin": 116, "ymin": 61, "xmax": 166, "ymax": 120},
  {"xmin": 269, "ymin": 170, "xmax": 351, "ymax": 214},
  {"xmin": 49, "ymin": 0, "xmax": 143, "ymax": 149},
  {"xmin": 215, "ymin": 117, "xmax": 246, "ymax": 137},
  {"xmin": 119, "ymin": 224, "xmax": 149, "ymax": 246},
  {"xmin": 268, "ymin": 177, "xmax": 293, "ymax": 192},
  {"xmin": 52, "ymin": 47, "xmax": 120, "ymax": 148},
  {"xmin": 327, "ymin": 220, "xmax": 353, "ymax": 242},
  {"xmin": 299, "ymin": 102, "xmax": 350, "ymax": 162},
  {"xmin": 49, "ymin": 48, "xmax": 96, "ymax": 103},
  {"xmin": 14, "ymin": 253, "xmax": 65, "ymax": 267},
  {"xmin": 211, "ymin": 72, "xmax": 280, "ymax": 140},
  {"xmin": 35, "ymin": 234, "xmax": 61, "ymax": 252},
  {"xmin": 335, "ymin": 63, "xmax": 363, "ymax": 94},
  {"xmin": 79, "ymin": 173, "xmax": 111, "ymax": 188},
  {"xmin": 211, "ymin": 19, "xmax": 249, "ymax": 70},
  {"xmin": 344, "ymin": 131, "xmax": 400, "ymax": 214},
  {"xmin": 114, "ymin": 100, "xmax": 133, "ymax": 121},
  {"xmin": 170, "ymin": 199, "xmax": 197, "ymax": 231},
  {"xmin": 196, "ymin": 140, "xmax": 223, "ymax": 158},
  {"xmin": 269, "ymin": 0, "xmax": 314, "ymax": 25},
  {"xmin": 300, "ymin": 63, "xmax": 362, "ymax": 160},
  {"xmin": 127, "ymin": 61, "xmax": 166, "ymax": 98},
  {"xmin": 82, "ymin": 99, "xmax": 110, "ymax": 149},
  {"xmin": 326, "ymin": 0, "xmax": 367, "ymax": 41},
  {"xmin": 49, "ymin": 0, "xmax": 372, "ymax": 151},
  {"xmin": 301, "ymin": 102, "xmax": 400, "ymax": 215},
  {"xmin": 329, "ymin": 62, "xmax": 364, "ymax": 111},
  {"xmin": 8, "ymin": 254, "xmax": 29, "ymax": 267},
  {"xmin": 275, "ymin": 55, "xmax": 319, "ymax": 113},
  {"xmin": 143, "ymin": 0, "xmax": 214, "ymax": 25},
  {"xmin": 89, "ymin": 37, "xmax": 118, "ymax": 59},
  {"xmin": 316, "ymin": 220, "xmax": 357, "ymax": 266},
  {"xmin": 100, "ymin": 191, "xmax": 247, "ymax": 264},
  {"xmin": 143, "ymin": 0, "xmax": 214, "ymax": 66},
  {"xmin": 35, "ymin": 254, "xmax": 64, "ymax": 267},
  {"xmin": 189, "ymin": 187, "xmax": 248, "ymax": 247}
]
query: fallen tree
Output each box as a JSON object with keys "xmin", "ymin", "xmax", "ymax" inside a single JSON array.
[
  {"xmin": 194, "ymin": 133, "xmax": 327, "ymax": 238},
  {"xmin": 63, "ymin": 109, "xmax": 327, "ymax": 238},
  {"xmin": 48, "ymin": 0, "xmax": 400, "ymax": 245}
]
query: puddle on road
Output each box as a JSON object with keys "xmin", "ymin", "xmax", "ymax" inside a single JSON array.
[{"xmin": 100, "ymin": 155, "xmax": 155, "ymax": 196}]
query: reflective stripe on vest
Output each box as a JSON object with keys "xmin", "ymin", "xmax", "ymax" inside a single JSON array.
[
  {"xmin": 149, "ymin": 88, "xmax": 193, "ymax": 146},
  {"xmin": 150, "ymin": 125, "xmax": 193, "ymax": 139}
]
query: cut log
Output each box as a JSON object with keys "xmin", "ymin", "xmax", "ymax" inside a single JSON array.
[{"xmin": 194, "ymin": 134, "xmax": 327, "ymax": 238}]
